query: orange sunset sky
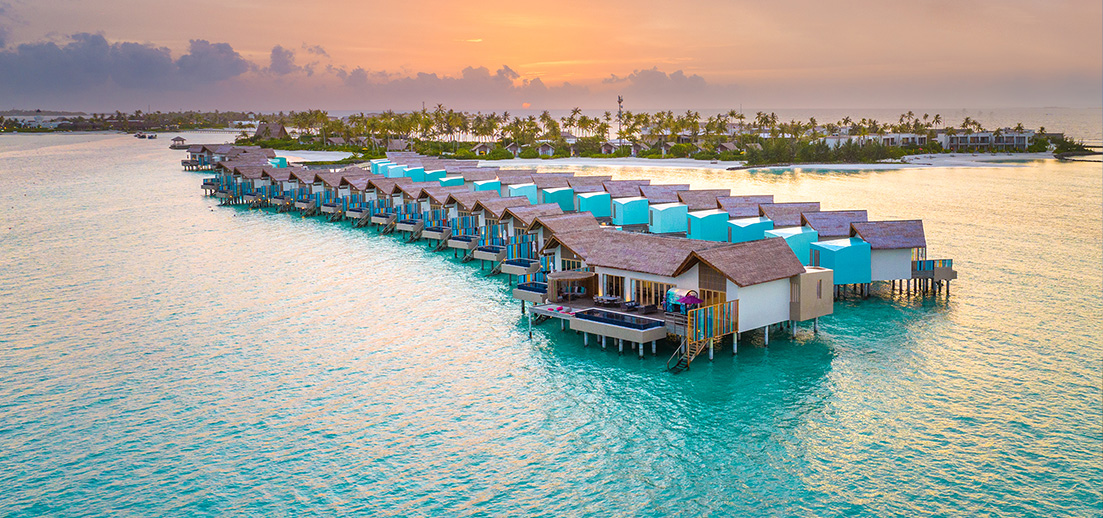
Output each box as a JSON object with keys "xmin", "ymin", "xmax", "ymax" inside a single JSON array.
[{"xmin": 0, "ymin": 0, "xmax": 1100, "ymax": 111}]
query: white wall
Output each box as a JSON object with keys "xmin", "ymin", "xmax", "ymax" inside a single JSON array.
[
  {"xmin": 737, "ymin": 278, "xmax": 791, "ymax": 331},
  {"xmin": 870, "ymin": 248, "xmax": 913, "ymax": 281}
]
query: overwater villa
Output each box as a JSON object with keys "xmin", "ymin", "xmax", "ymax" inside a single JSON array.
[
  {"xmin": 190, "ymin": 147, "xmax": 957, "ymax": 370},
  {"xmin": 760, "ymin": 202, "xmax": 822, "ymax": 263}
]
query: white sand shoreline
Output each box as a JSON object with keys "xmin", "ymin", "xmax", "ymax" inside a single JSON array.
[{"xmin": 478, "ymin": 152, "xmax": 1056, "ymax": 171}]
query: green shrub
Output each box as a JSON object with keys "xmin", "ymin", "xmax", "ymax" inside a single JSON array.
[
  {"xmin": 692, "ymin": 151, "xmax": 718, "ymax": 160},
  {"xmin": 449, "ymin": 149, "xmax": 477, "ymax": 159},
  {"xmin": 518, "ymin": 148, "xmax": 540, "ymax": 159},
  {"xmin": 668, "ymin": 143, "xmax": 693, "ymax": 158},
  {"xmin": 485, "ymin": 148, "xmax": 514, "ymax": 160}
]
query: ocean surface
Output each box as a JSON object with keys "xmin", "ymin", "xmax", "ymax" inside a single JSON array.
[{"xmin": 1, "ymin": 131, "xmax": 1100, "ymax": 516}]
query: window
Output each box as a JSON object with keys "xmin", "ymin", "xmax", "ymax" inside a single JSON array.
[
  {"xmin": 604, "ymin": 275, "xmax": 625, "ymax": 298},
  {"xmin": 634, "ymin": 280, "xmax": 674, "ymax": 306},
  {"xmin": 561, "ymin": 258, "xmax": 582, "ymax": 271},
  {"xmin": 687, "ymin": 219, "xmax": 692, "ymax": 234},
  {"xmin": 817, "ymin": 279, "xmax": 823, "ymax": 298},
  {"xmin": 649, "ymin": 211, "xmax": 653, "ymax": 226}
]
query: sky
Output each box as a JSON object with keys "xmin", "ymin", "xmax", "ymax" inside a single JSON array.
[{"xmin": 0, "ymin": 0, "xmax": 1100, "ymax": 113}]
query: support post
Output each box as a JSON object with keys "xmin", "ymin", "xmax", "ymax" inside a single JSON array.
[
  {"xmin": 764, "ymin": 325, "xmax": 769, "ymax": 345},
  {"xmin": 618, "ymin": 338, "xmax": 623, "ymax": 355},
  {"xmin": 651, "ymin": 340, "xmax": 657, "ymax": 355},
  {"xmin": 638, "ymin": 341, "xmax": 644, "ymax": 358},
  {"xmin": 601, "ymin": 335, "xmax": 606, "ymax": 350},
  {"xmin": 708, "ymin": 339, "xmax": 714, "ymax": 361},
  {"xmin": 584, "ymin": 333, "xmax": 588, "ymax": 347},
  {"xmin": 527, "ymin": 303, "xmax": 532, "ymax": 339}
]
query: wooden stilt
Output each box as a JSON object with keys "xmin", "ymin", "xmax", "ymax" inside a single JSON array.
[
  {"xmin": 764, "ymin": 326, "xmax": 769, "ymax": 345},
  {"xmin": 583, "ymin": 333, "xmax": 588, "ymax": 347},
  {"xmin": 638, "ymin": 341, "xmax": 644, "ymax": 358},
  {"xmin": 651, "ymin": 340, "xmax": 657, "ymax": 355},
  {"xmin": 601, "ymin": 335, "xmax": 606, "ymax": 350},
  {"xmin": 617, "ymin": 338, "xmax": 623, "ymax": 355}
]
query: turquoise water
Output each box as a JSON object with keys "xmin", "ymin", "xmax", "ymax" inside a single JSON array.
[{"xmin": 1, "ymin": 133, "xmax": 1100, "ymax": 516}]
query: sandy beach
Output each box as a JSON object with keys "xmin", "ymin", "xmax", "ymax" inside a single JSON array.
[{"xmin": 479, "ymin": 152, "xmax": 1057, "ymax": 171}]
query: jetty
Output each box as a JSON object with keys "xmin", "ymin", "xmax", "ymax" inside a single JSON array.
[{"xmin": 187, "ymin": 148, "xmax": 957, "ymax": 371}]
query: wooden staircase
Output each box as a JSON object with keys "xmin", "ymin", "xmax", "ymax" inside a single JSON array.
[
  {"xmin": 665, "ymin": 337, "xmax": 713, "ymax": 373},
  {"xmin": 380, "ymin": 215, "xmax": 398, "ymax": 234},
  {"xmin": 406, "ymin": 221, "xmax": 425, "ymax": 242},
  {"xmin": 461, "ymin": 249, "xmax": 476, "ymax": 263}
]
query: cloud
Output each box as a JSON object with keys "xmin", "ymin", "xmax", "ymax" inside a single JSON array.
[
  {"xmin": 266, "ymin": 44, "xmax": 299, "ymax": 75},
  {"xmin": 0, "ymin": 33, "xmax": 251, "ymax": 97},
  {"xmin": 301, "ymin": 43, "xmax": 328, "ymax": 57},
  {"xmin": 175, "ymin": 39, "xmax": 251, "ymax": 83},
  {"xmin": 0, "ymin": 1, "xmax": 9, "ymax": 48}
]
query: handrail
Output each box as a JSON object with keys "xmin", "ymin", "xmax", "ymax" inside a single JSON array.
[{"xmin": 665, "ymin": 338, "xmax": 687, "ymax": 371}]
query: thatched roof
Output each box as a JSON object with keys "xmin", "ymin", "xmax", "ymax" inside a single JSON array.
[
  {"xmin": 677, "ymin": 189, "xmax": 732, "ymax": 210},
  {"xmin": 446, "ymin": 190, "xmax": 500, "ymax": 211},
  {"xmin": 290, "ymin": 169, "xmax": 320, "ymax": 184},
  {"xmin": 229, "ymin": 165, "xmax": 264, "ymax": 180},
  {"xmin": 850, "ymin": 220, "xmax": 926, "ymax": 249},
  {"xmin": 547, "ymin": 270, "xmax": 596, "ymax": 282},
  {"xmin": 316, "ymin": 171, "xmax": 349, "ymax": 188},
  {"xmin": 603, "ymin": 180, "xmax": 649, "ymax": 198},
  {"xmin": 718, "ymin": 195, "xmax": 774, "ymax": 208},
  {"xmin": 421, "ymin": 185, "xmax": 470, "ymax": 204},
  {"xmin": 675, "ymin": 237, "xmax": 806, "ymax": 287},
  {"xmin": 567, "ymin": 176, "xmax": 613, "ymax": 189},
  {"xmin": 367, "ymin": 177, "xmax": 413, "ymax": 194},
  {"xmin": 340, "ymin": 175, "xmax": 379, "ymax": 190},
  {"xmin": 533, "ymin": 175, "xmax": 571, "ymax": 189},
  {"xmin": 460, "ymin": 169, "xmax": 499, "ymax": 182},
  {"xmin": 253, "ymin": 122, "xmax": 288, "ymax": 139},
  {"xmin": 498, "ymin": 174, "xmax": 534, "ymax": 186},
  {"xmin": 397, "ymin": 181, "xmax": 445, "ymax": 198},
  {"xmin": 717, "ymin": 195, "xmax": 773, "ymax": 218},
  {"xmin": 529, "ymin": 212, "xmax": 602, "ymax": 236},
  {"xmin": 502, "ymin": 203, "xmax": 565, "ymax": 228},
  {"xmin": 759, "ymin": 202, "xmax": 821, "ymax": 227},
  {"xmin": 544, "ymin": 229, "xmax": 725, "ymax": 277},
  {"xmin": 640, "ymin": 184, "xmax": 691, "ymax": 203},
  {"xmin": 473, "ymin": 196, "xmax": 533, "ymax": 219},
  {"xmin": 801, "ymin": 210, "xmax": 869, "ymax": 239},
  {"xmin": 720, "ymin": 204, "xmax": 761, "ymax": 218},
  {"xmin": 261, "ymin": 166, "xmax": 294, "ymax": 182}
]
